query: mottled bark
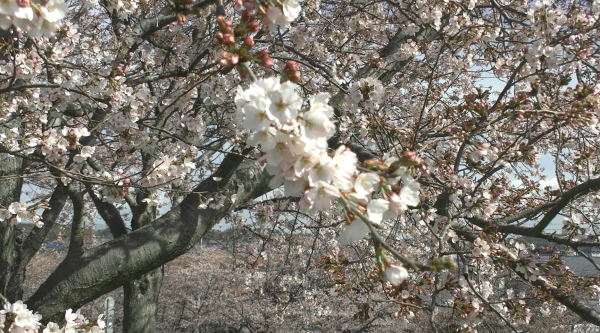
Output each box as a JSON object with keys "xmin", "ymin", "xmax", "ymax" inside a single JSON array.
[
  {"xmin": 122, "ymin": 267, "xmax": 163, "ymax": 333},
  {"xmin": 0, "ymin": 146, "xmax": 24, "ymax": 302},
  {"xmin": 0, "ymin": 29, "xmax": 23, "ymax": 302},
  {"xmin": 122, "ymin": 158, "xmax": 162, "ymax": 333}
]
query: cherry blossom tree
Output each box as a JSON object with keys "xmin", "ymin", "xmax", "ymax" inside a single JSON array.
[{"xmin": 1, "ymin": 0, "xmax": 600, "ymax": 332}]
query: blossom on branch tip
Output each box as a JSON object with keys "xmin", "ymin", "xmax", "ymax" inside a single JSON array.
[
  {"xmin": 307, "ymin": 154, "xmax": 336, "ymax": 185},
  {"xmin": 354, "ymin": 173, "xmax": 380, "ymax": 198},
  {"xmin": 8, "ymin": 202, "xmax": 30, "ymax": 224},
  {"xmin": 338, "ymin": 219, "xmax": 370, "ymax": 245},
  {"xmin": 247, "ymin": 127, "xmax": 278, "ymax": 151},
  {"xmin": 305, "ymin": 180, "xmax": 341, "ymax": 211},
  {"xmin": 384, "ymin": 264, "xmax": 408, "ymax": 286},
  {"xmin": 236, "ymin": 76, "xmax": 421, "ymax": 248},
  {"xmin": 0, "ymin": 0, "xmax": 67, "ymax": 36},
  {"xmin": 332, "ymin": 146, "xmax": 358, "ymax": 184},
  {"xmin": 73, "ymin": 146, "xmax": 95, "ymax": 163},
  {"xmin": 366, "ymin": 198, "xmax": 389, "ymax": 224},
  {"xmin": 267, "ymin": 82, "xmax": 301, "ymax": 124},
  {"xmin": 261, "ymin": 0, "xmax": 302, "ymax": 32},
  {"xmin": 399, "ymin": 176, "xmax": 420, "ymax": 207}
]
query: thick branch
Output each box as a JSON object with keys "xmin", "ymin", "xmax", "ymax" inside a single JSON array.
[
  {"xmin": 132, "ymin": 0, "xmax": 217, "ymax": 39},
  {"xmin": 328, "ymin": 136, "xmax": 377, "ymax": 162},
  {"xmin": 502, "ymin": 242, "xmax": 600, "ymax": 326},
  {"xmin": 466, "ymin": 213, "xmax": 600, "ymax": 247},
  {"xmin": 531, "ymin": 178, "xmax": 600, "ymax": 234},
  {"xmin": 87, "ymin": 185, "xmax": 128, "ymax": 238},
  {"xmin": 456, "ymin": 228, "xmax": 600, "ymax": 326},
  {"xmin": 26, "ymin": 151, "xmax": 270, "ymax": 322},
  {"xmin": 20, "ymin": 183, "xmax": 69, "ymax": 264},
  {"xmin": 65, "ymin": 185, "xmax": 85, "ymax": 259},
  {"xmin": 495, "ymin": 201, "xmax": 555, "ymax": 225}
]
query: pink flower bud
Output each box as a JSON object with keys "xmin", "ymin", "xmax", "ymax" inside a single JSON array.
[
  {"xmin": 247, "ymin": 21, "xmax": 259, "ymax": 33},
  {"xmin": 283, "ymin": 60, "xmax": 299, "ymax": 72},
  {"xmin": 243, "ymin": 36, "xmax": 254, "ymax": 49},
  {"xmin": 230, "ymin": 53, "xmax": 239, "ymax": 65},
  {"xmin": 290, "ymin": 71, "xmax": 301, "ymax": 82},
  {"xmin": 216, "ymin": 15, "xmax": 226, "ymax": 27},
  {"xmin": 255, "ymin": 49, "xmax": 269, "ymax": 57},
  {"xmin": 223, "ymin": 34, "xmax": 235, "ymax": 46},
  {"xmin": 262, "ymin": 57, "xmax": 274, "ymax": 68},
  {"xmin": 282, "ymin": 61, "xmax": 300, "ymax": 82},
  {"xmin": 399, "ymin": 151, "xmax": 421, "ymax": 166},
  {"xmin": 241, "ymin": 10, "xmax": 253, "ymax": 22},
  {"xmin": 243, "ymin": 0, "xmax": 255, "ymax": 10}
]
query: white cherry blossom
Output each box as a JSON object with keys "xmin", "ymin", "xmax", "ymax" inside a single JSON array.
[
  {"xmin": 366, "ymin": 199, "xmax": 389, "ymax": 224},
  {"xmin": 305, "ymin": 181, "xmax": 340, "ymax": 211},
  {"xmin": 385, "ymin": 265, "xmax": 409, "ymax": 286},
  {"xmin": 338, "ymin": 219, "xmax": 370, "ymax": 245},
  {"xmin": 400, "ymin": 177, "xmax": 420, "ymax": 207},
  {"xmin": 354, "ymin": 173, "xmax": 380, "ymax": 198}
]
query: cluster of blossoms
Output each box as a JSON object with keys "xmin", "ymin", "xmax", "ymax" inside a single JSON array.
[
  {"xmin": 140, "ymin": 154, "xmax": 197, "ymax": 188},
  {"xmin": 235, "ymin": 76, "xmax": 423, "ymax": 284},
  {"xmin": 496, "ymin": 293, "xmax": 533, "ymax": 325},
  {"xmin": 106, "ymin": 0, "xmax": 138, "ymax": 19},
  {"xmin": 469, "ymin": 142, "xmax": 499, "ymax": 163},
  {"xmin": 215, "ymin": 1, "xmax": 303, "ymax": 80},
  {"xmin": 472, "ymin": 237, "xmax": 491, "ymax": 257},
  {"xmin": 0, "ymin": 202, "xmax": 43, "ymax": 227},
  {"xmin": 0, "ymin": 128, "xmax": 39, "ymax": 154},
  {"xmin": 39, "ymin": 128, "xmax": 92, "ymax": 164},
  {"xmin": 397, "ymin": 40, "xmax": 420, "ymax": 61},
  {"xmin": 236, "ymin": 0, "xmax": 301, "ymax": 32},
  {"xmin": 200, "ymin": 76, "xmax": 229, "ymax": 106},
  {"xmin": 0, "ymin": 0, "xmax": 67, "ymax": 37},
  {"xmin": 214, "ymin": 10, "xmax": 269, "ymax": 74},
  {"xmin": 0, "ymin": 301, "xmax": 41, "ymax": 332},
  {"xmin": 344, "ymin": 78, "xmax": 385, "ymax": 113},
  {"xmin": 234, "ymin": 76, "xmax": 340, "ymax": 201},
  {"xmin": 515, "ymin": 260, "xmax": 541, "ymax": 282},
  {"xmin": 82, "ymin": 149, "xmax": 197, "ymax": 204},
  {"xmin": 178, "ymin": 113, "xmax": 206, "ymax": 143},
  {"xmin": 0, "ymin": 301, "xmax": 105, "ymax": 333}
]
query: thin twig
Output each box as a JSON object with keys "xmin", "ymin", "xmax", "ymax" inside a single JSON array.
[{"xmin": 338, "ymin": 196, "xmax": 437, "ymax": 272}]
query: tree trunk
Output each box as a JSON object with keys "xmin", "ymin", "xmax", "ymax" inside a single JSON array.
[
  {"xmin": 122, "ymin": 268, "xmax": 163, "ymax": 333},
  {"xmin": 0, "ymin": 154, "xmax": 69, "ymax": 304},
  {"xmin": 122, "ymin": 186, "xmax": 162, "ymax": 333},
  {"xmin": 0, "ymin": 128, "xmax": 24, "ymax": 302}
]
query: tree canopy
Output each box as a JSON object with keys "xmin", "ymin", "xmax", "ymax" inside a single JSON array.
[{"xmin": 1, "ymin": 0, "xmax": 600, "ymax": 332}]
